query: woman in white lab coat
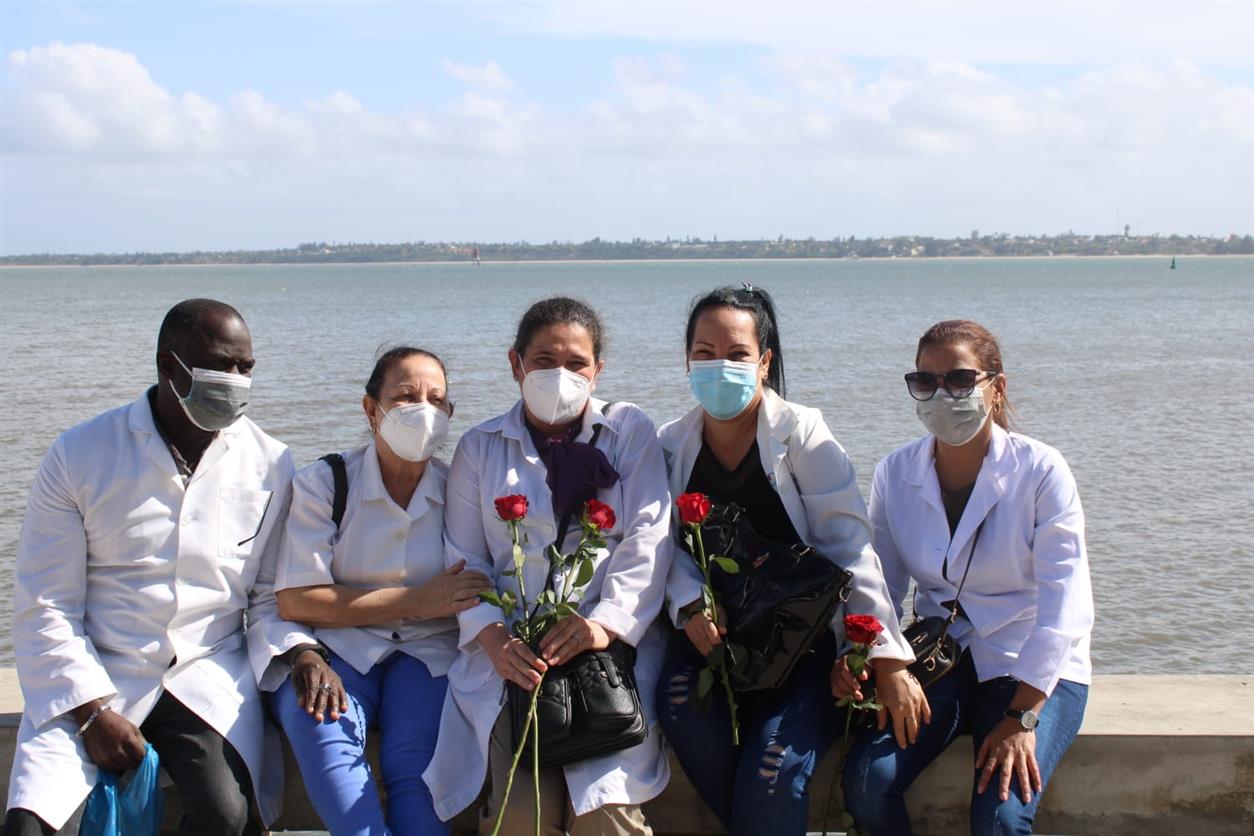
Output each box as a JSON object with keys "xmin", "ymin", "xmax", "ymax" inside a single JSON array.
[
  {"xmin": 271, "ymin": 347, "xmax": 491, "ymax": 836},
  {"xmin": 841, "ymin": 319, "xmax": 1094, "ymax": 836},
  {"xmin": 424, "ymin": 297, "xmax": 671, "ymax": 836},
  {"xmin": 656, "ymin": 285, "xmax": 924, "ymax": 836}
]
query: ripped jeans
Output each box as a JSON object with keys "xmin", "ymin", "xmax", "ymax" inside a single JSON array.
[{"xmin": 656, "ymin": 632, "xmax": 843, "ymax": 836}]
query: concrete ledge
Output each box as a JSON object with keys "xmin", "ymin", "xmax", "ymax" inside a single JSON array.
[{"xmin": 3, "ymin": 671, "xmax": 1252, "ymax": 834}]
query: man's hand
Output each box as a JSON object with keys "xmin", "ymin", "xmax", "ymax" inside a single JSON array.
[
  {"xmin": 73, "ymin": 700, "xmax": 146, "ymax": 774},
  {"xmin": 290, "ymin": 650, "xmax": 349, "ymax": 723}
]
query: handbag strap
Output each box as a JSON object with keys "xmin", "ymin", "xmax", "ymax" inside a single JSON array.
[{"xmin": 939, "ymin": 518, "xmax": 987, "ymax": 635}]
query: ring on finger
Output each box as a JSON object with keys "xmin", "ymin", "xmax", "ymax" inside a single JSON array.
[{"xmin": 318, "ymin": 683, "xmax": 333, "ymax": 692}]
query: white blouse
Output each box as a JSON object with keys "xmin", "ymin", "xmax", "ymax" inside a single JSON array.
[
  {"xmin": 276, "ymin": 442, "xmax": 457, "ymax": 678},
  {"xmin": 869, "ymin": 424, "xmax": 1094, "ymax": 696}
]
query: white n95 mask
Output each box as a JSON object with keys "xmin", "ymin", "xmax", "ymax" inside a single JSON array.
[
  {"xmin": 377, "ymin": 402, "xmax": 449, "ymax": 462},
  {"xmin": 521, "ymin": 367, "xmax": 591, "ymax": 425}
]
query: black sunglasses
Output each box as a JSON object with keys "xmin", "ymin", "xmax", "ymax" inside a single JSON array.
[{"xmin": 904, "ymin": 369, "xmax": 998, "ymax": 401}]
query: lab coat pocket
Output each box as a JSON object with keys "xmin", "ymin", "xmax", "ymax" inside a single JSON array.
[{"xmin": 217, "ymin": 487, "xmax": 273, "ymax": 559}]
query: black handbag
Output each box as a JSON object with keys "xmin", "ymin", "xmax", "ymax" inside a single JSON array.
[
  {"xmin": 507, "ymin": 639, "xmax": 648, "ymax": 768},
  {"xmin": 902, "ymin": 519, "xmax": 986, "ymax": 688},
  {"xmin": 698, "ymin": 502, "xmax": 853, "ymax": 692}
]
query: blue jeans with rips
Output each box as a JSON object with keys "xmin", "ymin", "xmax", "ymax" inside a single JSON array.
[
  {"xmin": 842, "ymin": 652, "xmax": 1088, "ymax": 836},
  {"xmin": 656, "ymin": 633, "xmax": 844, "ymax": 836},
  {"xmin": 269, "ymin": 650, "xmax": 449, "ymax": 836}
]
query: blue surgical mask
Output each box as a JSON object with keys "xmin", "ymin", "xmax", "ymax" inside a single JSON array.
[{"xmin": 689, "ymin": 359, "xmax": 760, "ymax": 420}]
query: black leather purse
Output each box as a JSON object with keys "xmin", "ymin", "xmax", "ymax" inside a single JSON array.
[
  {"xmin": 698, "ymin": 502, "xmax": 853, "ymax": 692},
  {"xmin": 507, "ymin": 639, "xmax": 648, "ymax": 768},
  {"xmin": 902, "ymin": 519, "xmax": 986, "ymax": 688}
]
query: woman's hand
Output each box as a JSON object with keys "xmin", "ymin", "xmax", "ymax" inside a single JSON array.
[
  {"xmin": 871, "ymin": 659, "xmax": 931, "ymax": 748},
  {"xmin": 411, "ymin": 559, "xmax": 493, "ymax": 620},
  {"xmin": 682, "ymin": 601, "xmax": 727, "ymax": 656},
  {"xmin": 291, "ymin": 650, "xmax": 349, "ymax": 723},
  {"xmin": 976, "ymin": 717, "xmax": 1043, "ymax": 803},
  {"xmin": 539, "ymin": 614, "xmax": 615, "ymax": 666},
  {"xmin": 477, "ymin": 623, "xmax": 548, "ymax": 690},
  {"xmin": 831, "ymin": 653, "xmax": 870, "ymax": 702}
]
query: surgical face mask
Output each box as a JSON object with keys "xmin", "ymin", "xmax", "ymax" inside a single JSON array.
[
  {"xmin": 521, "ymin": 366, "xmax": 592, "ymax": 425},
  {"xmin": 915, "ymin": 385, "xmax": 991, "ymax": 447},
  {"xmin": 168, "ymin": 352, "xmax": 251, "ymax": 432},
  {"xmin": 376, "ymin": 402, "xmax": 449, "ymax": 462},
  {"xmin": 689, "ymin": 359, "xmax": 760, "ymax": 420}
]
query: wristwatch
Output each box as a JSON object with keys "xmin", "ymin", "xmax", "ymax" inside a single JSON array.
[{"xmin": 1005, "ymin": 708, "xmax": 1039, "ymax": 730}]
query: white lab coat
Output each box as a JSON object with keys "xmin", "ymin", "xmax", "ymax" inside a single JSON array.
[
  {"xmin": 424, "ymin": 399, "xmax": 672, "ymax": 821},
  {"xmin": 869, "ymin": 424, "xmax": 1093, "ymax": 696},
  {"xmin": 7, "ymin": 391, "xmax": 313, "ymax": 829},
  {"xmin": 659, "ymin": 389, "xmax": 914, "ymax": 661}
]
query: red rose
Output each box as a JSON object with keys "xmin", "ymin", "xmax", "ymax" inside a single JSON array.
[
  {"xmin": 843, "ymin": 614, "xmax": 884, "ymax": 646},
  {"xmin": 494, "ymin": 494, "xmax": 529, "ymax": 522},
  {"xmin": 676, "ymin": 492, "xmax": 712, "ymax": 526},
  {"xmin": 584, "ymin": 499, "xmax": 616, "ymax": 531}
]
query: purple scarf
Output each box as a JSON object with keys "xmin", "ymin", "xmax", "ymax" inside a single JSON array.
[{"xmin": 527, "ymin": 419, "xmax": 620, "ymax": 520}]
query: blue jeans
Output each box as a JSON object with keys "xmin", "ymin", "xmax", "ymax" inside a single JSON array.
[
  {"xmin": 269, "ymin": 651, "xmax": 449, "ymax": 836},
  {"xmin": 842, "ymin": 653, "xmax": 1088, "ymax": 836},
  {"xmin": 656, "ymin": 633, "xmax": 844, "ymax": 836}
]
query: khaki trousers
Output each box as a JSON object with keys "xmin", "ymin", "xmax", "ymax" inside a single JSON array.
[{"xmin": 479, "ymin": 709, "xmax": 652, "ymax": 836}]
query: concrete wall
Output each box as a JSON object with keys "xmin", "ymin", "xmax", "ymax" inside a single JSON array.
[{"xmin": 3, "ymin": 671, "xmax": 1252, "ymax": 835}]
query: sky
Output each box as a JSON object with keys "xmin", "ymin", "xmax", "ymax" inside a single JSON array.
[{"xmin": 0, "ymin": 0, "xmax": 1252, "ymax": 254}]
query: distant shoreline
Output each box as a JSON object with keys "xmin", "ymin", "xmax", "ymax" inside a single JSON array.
[{"xmin": 3, "ymin": 253, "xmax": 1250, "ymax": 269}]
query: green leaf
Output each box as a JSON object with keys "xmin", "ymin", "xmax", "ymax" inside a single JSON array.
[
  {"xmin": 707, "ymin": 643, "xmax": 726, "ymax": 667},
  {"xmin": 711, "ymin": 556, "xmax": 740, "ymax": 574},
  {"xmin": 512, "ymin": 542, "xmax": 525, "ymax": 571},
  {"xmin": 478, "ymin": 590, "xmax": 502, "ymax": 608},
  {"xmin": 697, "ymin": 667, "xmax": 715, "ymax": 699},
  {"xmin": 727, "ymin": 642, "xmax": 750, "ymax": 675},
  {"xmin": 836, "ymin": 695, "xmax": 852, "ymax": 707},
  {"xmin": 840, "ymin": 812, "xmax": 855, "ymax": 828},
  {"xmin": 682, "ymin": 531, "xmax": 695, "ymax": 554},
  {"xmin": 500, "ymin": 590, "xmax": 516, "ymax": 615},
  {"xmin": 555, "ymin": 602, "xmax": 577, "ymax": 618},
  {"xmin": 574, "ymin": 556, "xmax": 596, "ymax": 588}
]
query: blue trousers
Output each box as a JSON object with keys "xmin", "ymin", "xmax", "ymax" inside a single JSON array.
[
  {"xmin": 656, "ymin": 634, "xmax": 844, "ymax": 836},
  {"xmin": 269, "ymin": 651, "xmax": 449, "ymax": 836},
  {"xmin": 842, "ymin": 653, "xmax": 1088, "ymax": 836}
]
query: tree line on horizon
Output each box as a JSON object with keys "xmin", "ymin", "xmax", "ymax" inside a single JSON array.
[{"xmin": 3, "ymin": 232, "xmax": 1251, "ymax": 266}]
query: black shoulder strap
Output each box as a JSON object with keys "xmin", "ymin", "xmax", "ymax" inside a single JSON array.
[{"xmin": 320, "ymin": 453, "xmax": 348, "ymax": 531}]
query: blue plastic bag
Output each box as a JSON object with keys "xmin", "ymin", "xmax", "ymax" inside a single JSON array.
[{"xmin": 80, "ymin": 744, "xmax": 165, "ymax": 836}]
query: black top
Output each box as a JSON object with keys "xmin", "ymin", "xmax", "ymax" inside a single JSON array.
[
  {"xmin": 941, "ymin": 483, "xmax": 974, "ymax": 537},
  {"xmin": 685, "ymin": 440, "xmax": 801, "ymax": 545}
]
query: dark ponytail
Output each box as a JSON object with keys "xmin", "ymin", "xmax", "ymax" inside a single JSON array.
[{"xmin": 685, "ymin": 284, "xmax": 786, "ymax": 398}]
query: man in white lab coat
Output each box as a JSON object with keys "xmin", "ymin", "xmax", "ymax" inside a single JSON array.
[{"xmin": 4, "ymin": 299, "xmax": 342, "ymax": 835}]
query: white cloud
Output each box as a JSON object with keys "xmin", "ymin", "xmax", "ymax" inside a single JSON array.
[
  {"xmin": 440, "ymin": 59, "xmax": 513, "ymax": 91},
  {"xmin": 1, "ymin": 39, "xmax": 1251, "ymax": 253}
]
